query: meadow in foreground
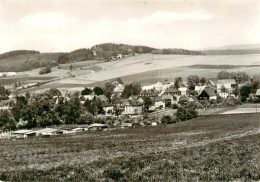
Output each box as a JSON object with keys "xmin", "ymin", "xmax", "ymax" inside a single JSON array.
[{"xmin": 0, "ymin": 114, "xmax": 259, "ymax": 181}]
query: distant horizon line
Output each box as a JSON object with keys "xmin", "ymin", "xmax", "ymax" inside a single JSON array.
[{"xmin": 1, "ymin": 42, "xmax": 260, "ymax": 54}]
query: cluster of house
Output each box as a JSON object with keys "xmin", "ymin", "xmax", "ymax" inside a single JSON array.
[
  {"xmin": 101, "ymin": 79, "xmax": 246, "ymax": 115},
  {"xmin": 1, "ymin": 78, "xmax": 259, "ymax": 116},
  {"xmin": 108, "ymin": 54, "xmax": 127, "ymax": 61}
]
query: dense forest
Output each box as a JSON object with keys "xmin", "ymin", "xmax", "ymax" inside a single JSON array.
[
  {"xmin": 0, "ymin": 50, "xmax": 40, "ymax": 60},
  {"xmin": 57, "ymin": 48, "xmax": 94, "ymax": 64},
  {"xmin": 91, "ymin": 43, "xmax": 156, "ymax": 60},
  {"xmin": 152, "ymin": 48, "xmax": 203, "ymax": 55}
]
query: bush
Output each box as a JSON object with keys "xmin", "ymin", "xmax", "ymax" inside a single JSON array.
[
  {"xmin": 172, "ymin": 104, "xmax": 178, "ymax": 109},
  {"xmin": 39, "ymin": 66, "xmax": 51, "ymax": 75},
  {"xmin": 161, "ymin": 115, "xmax": 175, "ymax": 124},
  {"xmin": 175, "ymin": 106, "xmax": 198, "ymax": 121},
  {"xmin": 104, "ymin": 168, "xmax": 124, "ymax": 180},
  {"xmin": 93, "ymin": 87, "xmax": 104, "ymax": 96},
  {"xmin": 81, "ymin": 88, "xmax": 92, "ymax": 95}
]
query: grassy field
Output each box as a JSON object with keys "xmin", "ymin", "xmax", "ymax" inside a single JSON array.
[
  {"xmin": 221, "ymin": 107, "xmax": 260, "ymax": 114},
  {"xmin": 0, "ymin": 76, "xmax": 57, "ymax": 85},
  {"xmin": 4, "ymin": 53, "xmax": 260, "ymax": 93},
  {"xmin": 0, "ymin": 53, "xmax": 61, "ymax": 72},
  {"xmin": 0, "ymin": 114, "xmax": 259, "ymax": 181},
  {"xmin": 47, "ymin": 54, "xmax": 260, "ymax": 87}
]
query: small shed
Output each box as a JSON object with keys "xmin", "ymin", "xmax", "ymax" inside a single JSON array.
[
  {"xmin": 88, "ymin": 123, "xmax": 108, "ymax": 131},
  {"xmin": 152, "ymin": 122, "xmax": 158, "ymax": 126},
  {"xmin": 12, "ymin": 130, "xmax": 36, "ymax": 138},
  {"xmin": 121, "ymin": 123, "xmax": 133, "ymax": 128},
  {"xmin": 38, "ymin": 128, "xmax": 63, "ymax": 136}
]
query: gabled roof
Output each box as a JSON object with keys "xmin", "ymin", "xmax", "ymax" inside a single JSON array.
[
  {"xmin": 207, "ymin": 80, "xmax": 216, "ymax": 86},
  {"xmin": 203, "ymin": 88, "xmax": 216, "ymax": 97},
  {"xmin": 195, "ymin": 85, "xmax": 206, "ymax": 91},
  {"xmin": 217, "ymin": 79, "xmax": 236, "ymax": 84},
  {"xmin": 140, "ymin": 89, "xmax": 159, "ymax": 95},
  {"xmin": 179, "ymin": 95, "xmax": 188, "ymax": 102},
  {"xmin": 90, "ymin": 123, "xmax": 108, "ymax": 127},
  {"xmin": 255, "ymin": 89, "xmax": 260, "ymax": 96},
  {"xmin": 189, "ymin": 96, "xmax": 199, "ymax": 103},
  {"xmin": 13, "ymin": 129, "xmax": 34, "ymax": 134},
  {"xmin": 127, "ymin": 99, "xmax": 143, "ymax": 106},
  {"xmin": 164, "ymin": 87, "xmax": 181, "ymax": 94},
  {"xmin": 39, "ymin": 128, "xmax": 60, "ymax": 133},
  {"xmin": 178, "ymin": 87, "xmax": 188, "ymax": 92},
  {"xmin": 96, "ymin": 95, "xmax": 109, "ymax": 102}
]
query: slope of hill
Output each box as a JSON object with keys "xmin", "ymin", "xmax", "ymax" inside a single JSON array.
[
  {"xmin": 209, "ymin": 44, "xmax": 260, "ymax": 50},
  {"xmin": 203, "ymin": 48, "xmax": 260, "ymax": 55},
  {"xmin": 0, "ymin": 53, "xmax": 61, "ymax": 72},
  {"xmin": 56, "ymin": 48, "xmax": 94, "ymax": 64},
  {"xmin": 0, "ymin": 50, "xmax": 40, "ymax": 60},
  {"xmin": 1, "ymin": 43, "xmax": 260, "ymax": 72}
]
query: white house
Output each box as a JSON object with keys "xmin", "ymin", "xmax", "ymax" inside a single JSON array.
[
  {"xmin": 178, "ymin": 87, "xmax": 188, "ymax": 95},
  {"xmin": 152, "ymin": 122, "xmax": 158, "ymax": 126},
  {"xmin": 154, "ymin": 97, "xmax": 165, "ymax": 109},
  {"xmin": 142, "ymin": 82, "xmax": 172, "ymax": 93},
  {"xmin": 217, "ymin": 79, "xmax": 238, "ymax": 98},
  {"xmin": 104, "ymin": 105, "xmax": 114, "ymax": 115},
  {"xmin": 195, "ymin": 85, "xmax": 206, "ymax": 95},
  {"xmin": 117, "ymin": 54, "xmax": 122, "ymax": 59},
  {"xmin": 217, "ymin": 79, "xmax": 237, "ymax": 93},
  {"xmin": 83, "ymin": 94, "xmax": 95, "ymax": 100},
  {"xmin": 113, "ymin": 84, "xmax": 124, "ymax": 96}
]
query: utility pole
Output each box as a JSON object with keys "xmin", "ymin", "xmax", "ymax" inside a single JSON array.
[{"xmin": 130, "ymin": 82, "xmax": 133, "ymax": 96}]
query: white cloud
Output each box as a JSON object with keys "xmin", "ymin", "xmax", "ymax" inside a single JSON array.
[
  {"xmin": 20, "ymin": 12, "xmax": 78, "ymax": 25},
  {"xmin": 124, "ymin": 10, "xmax": 217, "ymax": 26}
]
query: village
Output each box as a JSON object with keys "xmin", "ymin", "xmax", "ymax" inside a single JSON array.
[{"xmin": 0, "ymin": 71, "xmax": 260, "ymax": 139}]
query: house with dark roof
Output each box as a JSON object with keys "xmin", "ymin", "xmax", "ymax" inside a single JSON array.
[
  {"xmin": 198, "ymin": 87, "xmax": 217, "ymax": 100},
  {"xmin": 139, "ymin": 89, "xmax": 159, "ymax": 98},
  {"xmin": 188, "ymin": 96, "xmax": 204, "ymax": 108}
]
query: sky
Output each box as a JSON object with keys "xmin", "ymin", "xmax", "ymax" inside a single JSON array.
[{"xmin": 0, "ymin": 0, "xmax": 260, "ymax": 53}]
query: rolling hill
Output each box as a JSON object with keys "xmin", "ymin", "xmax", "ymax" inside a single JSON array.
[
  {"xmin": 207, "ymin": 44, "xmax": 260, "ymax": 50},
  {"xmin": 1, "ymin": 43, "xmax": 260, "ymax": 73}
]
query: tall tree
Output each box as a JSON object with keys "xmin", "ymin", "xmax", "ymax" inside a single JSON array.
[
  {"xmin": 187, "ymin": 75, "xmax": 200, "ymax": 90},
  {"xmin": 174, "ymin": 77, "xmax": 183, "ymax": 89},
  {"xmin": 93, "ymin": 87, "xmax": 104, "ymax": 96}
]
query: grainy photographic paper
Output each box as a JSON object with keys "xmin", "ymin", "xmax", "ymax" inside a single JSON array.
[{"xmin": 0, "ymin": 0, "xmax": 259, "ymax": 181}]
